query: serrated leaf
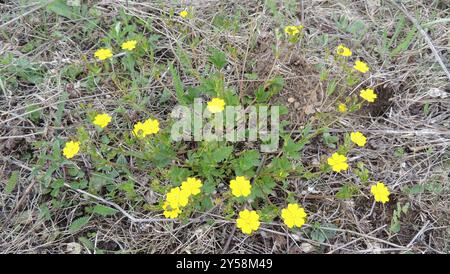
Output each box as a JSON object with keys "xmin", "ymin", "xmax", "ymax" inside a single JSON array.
[
  {"xmin": 168, "ymin": 166, "xmax": 192, "ymax": 185},
  {"xmin": 336, "ymin": 184, "xmax": 359, "ymax": 199},
  {"xmin": 92, "ymin": 204, "xmax": 118, "ymax": 216},
  {"xmin": 5, "ymin": 171, "xmax": 20, "ymax": 194},
  {"xmin": 46, "ymin": 0, "xmax": 74, "ymax": 19},
  {"xmin": 212, "ymin": 146, "xmax": 233, "ymax": 162},
  {"xmin": 169, "ymin": 63, "xmax": 186, "ymax": 104},
  {"xmin": 236, "ymin": 150, "xmax": 260, "ymax": 171},
  {"xmin": 283, "ymin": 137, "xmax": 303, "ymax": 159},
  {"xmin": 69, "ymin": 216, "xmax": 90, "ymax": 233},
  {"xmin": 208, "ymin": 48, "xmax": 227, "ymax": 69}
]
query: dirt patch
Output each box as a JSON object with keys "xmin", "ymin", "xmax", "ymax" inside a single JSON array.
[
  {"xmin": 246, "ymin": 34, "xmax": 322, "ymax": 125},
  {"xmin": 366, "ymin": 84, "xmax": 396, "ymax": 117}
]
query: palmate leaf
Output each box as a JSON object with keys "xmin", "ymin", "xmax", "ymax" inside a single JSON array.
[
  {"xmin": 208, "ymin": 48, "xmax": 227, "ymax": 69},
  {"xmin": 168, "ymin": 166, "xmax": 192, "ymax": 185},
  {"xmin": 212, "ymin": 146, "xmax": 233, "ymax": 163}
]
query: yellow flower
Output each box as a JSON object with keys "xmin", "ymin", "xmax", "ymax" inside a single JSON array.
[
  {"xmin": 370, "ymin": 182, "xmax": 390, "ymax": 204},
  {"xmin": 166, "ymin": 187, "xmax": 190, "ymax": 209},
  {"xmin": 336, "ymin": 45, "xmax": 352, "ymax": 57},
  {"xmin": 179, "ymin": 10, "xmax": 188, "ymax": 18},
  {"xmin": 121, "ymin": 40, "xmax": 137, "ymax": 51},
  {"xmin": 353, "ymin": 60, "xmax": 369, "ymax": 73},
  {"xmin": 63, "ymin": 141, "xmax": 80, "ymax": 159},
  {"xmin": 236, "ymin": 209, "xmax": 260, "ymax": 235},
  {"xmin": 162, "ymin": 201, "xmax": 181, "ymax": 219},
  {"xmin": 230, "ymin": 176, "xmax": 252, "ymax": 197},
  {"xmin": 284, "ymin": 25, "xmax": 301, "ymax": 36},
  {"xmin": 338, "ymin": 103, "xmax": 347, "ymax": 113},
  {"xmin": 360, "ymin": 88, "xmax": 377, "ymax": 103},
  {"xmin": 207, "ymin": 98, "xmax": 225, "ymax": 113},
  {"xmin": 181, "ymin": 177, "xmax": 203, "ymax": 196},
  {"xmin": 93, "ymin": 113, "xmax": 112, "ymax": 129},
  {"xmin": 132, "ymin": 118, "xmax": 160, "ymax": 138},
  {"xmin": 281, "ymin": 203, "xmax": 307, "ymax": 229},
  {"xmin": 94, "ymin": 48, "xmax": 113, "ymax": 60},
  {"xmin": 327, "ymin": 152, "xmax": 349, "ymax": 172},
  {"xmin": 351, "ymin": 131, "xmax": 367, "ymax": 147},
  {"xmin": 132, "ymin": 122, "xmax": 146, "ymax": 138},
  {"xmin": 143, "ymin": 118, "xmax": 160, "ymax": 134}
]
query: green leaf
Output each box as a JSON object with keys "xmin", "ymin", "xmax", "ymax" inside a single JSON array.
[
  {"xmin": 208, "ymin": 48, "xmax": 227, "ymax": 69},
  {"xmin": 336, "ymin": 184, "xmax": 359, "ymax": 199},
  {"xmin": 5, "ymin": 171, "xmax": 20, "ymax": 194},
  {"xmin": 46, "ymin": 0, "xmax": 75, "ymax": 19},
  {"xmin": 265, "ymin": 76, "xmax": 284, "ymax": 97},
  {"xmin": 169, "ymin": 63, "xmax": 186, "ymax": 104},
  {"xmin": 310, "ymin": 222, "xmax": 338, "ymax": 244},
  {"xmin": 258, "ymin": 204, "xmax": 279, "ymax": 222},
  {"xmin": 212, "ymin": 146, "xmax": 233, "ymax": 163},
  {"xmin": 405, "ymin": 184, "xmax": 425, "ymax": 195},
  {"xmin": 120, "ymin": 181, "xmax": 137, "ymax": 200},
  {"xmin": 235, "ymin": 150, "xmax": 260, "ymax": 171},
  {"xmin": 202, "ymin": 179, "xmax": 217, "ymax": 194},
  {"xmin": 283, "ymin": 136, "xmax": 304, "ymax": 159},
  {"xmin": 391, "ymin": 28, "xmax": 417, "ymax": 57},
  {"xmin": 92, "ymin": 204, "xmax": 118, "ymax": 216},
  {"xmin": 326, "ymin": 79, "xmax": 337, "ymax": 96},
  {"xmin": 26, "ymin": 105, "xmax": 42, "ymax": 123},
  {"xmin": 390, "ymin": 217, "xmax": 401, "ymax": 233},
  {"xmin": 69, "ymin": 216, "xmax": 90, "ymax": 233},
  {"xmin": 55, "ymin": 91, "xmax": 69, "ymax": 127},
  {"xmin": 168, "ymin": 166, "xmax": 192, "ymax": 185}
]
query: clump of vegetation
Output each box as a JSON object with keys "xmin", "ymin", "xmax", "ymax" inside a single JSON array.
[{"xmin": 1, "ymin": 0, "xmax": 448, "ymax": 254}]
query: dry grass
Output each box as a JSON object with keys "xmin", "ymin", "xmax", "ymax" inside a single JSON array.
[{"xmin": 0, "ymin": 0, "xmax": 449, "ymax": 254}]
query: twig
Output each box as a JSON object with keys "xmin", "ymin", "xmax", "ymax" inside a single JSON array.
[
  {"xmin": 406, "ymin": 220, "xmax": 430, "ymax": 248},
  {"xmin": 63, "ymin": 183, "xmax": 172, "ymax": 223},
  {"xmin": 0, "ymin": 1, "xmax": 50, "ymax": 30},
  {"xmin": 390, "ymin": 0, "xmax": 450, "ymax": 81}
]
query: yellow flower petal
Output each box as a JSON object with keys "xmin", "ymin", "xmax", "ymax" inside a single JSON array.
[
  {"xmin": 327, "ymin": 152, "xmax": 349, "ymax": 172},
  {"xmin": 236, "ymin": 209, "xmax": 260, "ymax": 235},
  {"xmin": 121, "ymin": 40, "xmax": 137, "ymax": 51},
  {"xmin": 350, "ymin": 131, "xmax": 367, "ymax": 147},
  {"xmin": 94, "ymin": 48, "xmax": 113, "ymax": 60},
  {"xmin": 63, "ymin": 141, "xmax": 80, "ymax": 159},
  {"xmin": 166, "ymin": 187, "xmax": 190, "ymax": 209},
  {"xmin": 354, "ymin": 60, "xmax": 369, "ymax": 73},
  {"xmin": 371, "ymin": 182, "xmax": 390, "ymax": 204},
  {"xmin": 281, "ymin": 203, "xmax": 307, "ymax": 229},
  {"xmin": 284, "ymin": 25, "xmax": 301, "ymax": 36},
  {"xmin": 132, "ymin": 118, "xmax": 160, "ymax": 138},
  {"xmin": 163, "ymin": 201, "xmax": 181, "ymax": 219},
  {"xmin": 206, "ymin": 98, "xmax": 225, "ymax": 113},
  {"xmin": 338, "ymin": 103, "xmax": 347, "ymax": 113},
  {"xmin": 93, "ymin": 113, "xmax": 112, "ymax": 129},
  {"xmin": 360, "ymin": 88, "xmax": 377, "ymax": 103},
  {"xmin": 179, "ymin": 10, "xmax": 188, "ymax": 18},
  {"xmin": 336, "ymin": 45, "xmax": 352, "ymax": 57},
  {"xmin": 230, "ymin": 176, "xmax": 252, "ymax": 197},
  {"xmin": 181, "ymin": 177, "xmax": 203, "ymax": 196}
]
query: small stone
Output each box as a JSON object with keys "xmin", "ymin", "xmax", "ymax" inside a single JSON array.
[
  {"xmin": 66, "ymin": 242, "xmax": 82, "ymax": 254},
  {"xmin": 287, "ymin": 97, "xmax": 295, "ymax": 103},
  {"xmin": 300, "ymin": 243, "xmax": 315, "ymax": 253}
]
